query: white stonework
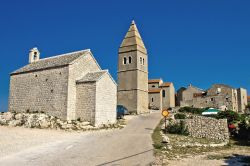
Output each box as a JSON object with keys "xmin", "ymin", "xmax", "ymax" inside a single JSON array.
[{"xmin": 9, "ymin": 49, "xmax": 117, "ymax": 126}]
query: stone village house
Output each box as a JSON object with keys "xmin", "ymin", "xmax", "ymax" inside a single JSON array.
[
  {"xmin": 148, "ymin": 79, "xmax": 175, "ymax": 110},
  {"xmin": 177, "ymin": 84, "xmax": 248, "ymax": 113},
  {"xmin": 9, "ymin": 48, "xmax": 117, "ymax": 126}
]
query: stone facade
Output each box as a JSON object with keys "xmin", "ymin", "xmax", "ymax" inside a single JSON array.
[
  {"xmin": 177, "ymin": 84, "xmax": 248, "ymax": 112},
  {"xmin": 237, "ymin": 88, "xmax": 248, "ymax": 113},
  {"xmin": 148, "ymin": 79, "xmax": 175, "ymax": 110},
  {"xmin": 9, "ymin": 49, "xmax": 117, "ymax": 126},
  {"xmin": 183, "ymin": 116, "xmax": 229, "ymax": 141},
  {"xmin": 117, "ymin": 20, "xmax": 149, "ymax": 114}
]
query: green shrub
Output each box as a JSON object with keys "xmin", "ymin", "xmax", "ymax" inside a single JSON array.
[
  {"xmin": 179, "ymin": 107, "xmax": 206, "ymax": 115},
  {"xmin": 237, "ymin": 119, "xmax": 250, "ymax": 140},
  {"xmin": 167, "ymin": 121, "xmax": 189, "ymax": 135},
  {"xmin": 174, "ymin": 113, "xmax": 186, "ymax": 119},
  {"xmin": 216, "ymin": 110, "xmax": 241, "ymax": 124}
]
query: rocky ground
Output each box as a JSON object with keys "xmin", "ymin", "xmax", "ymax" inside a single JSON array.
[
  {"xmin": 0, "ymin": 112, "xmax": 125, "ymax": 131},
  {"xmin": 152, "ymin": 119, "xmax": 250, "ymax": 166}
]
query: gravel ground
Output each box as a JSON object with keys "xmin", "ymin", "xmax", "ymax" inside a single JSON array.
[
  {"xmin": 0, "ymin": 126, "xmax": 83, "ymax": 158},
  {"xmin": 0, "ymin": 112, "xmax": 161, "ymax": 166}
]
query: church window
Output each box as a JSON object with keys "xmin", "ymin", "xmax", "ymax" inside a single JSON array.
[
  {"xmin": 143, "ymin": 58, "xmax": 145, "ymax": 65},
  {"xmin": 129, "ymin": 56, "xmax": 132, "ymax": 64},
  {"xmin": 162, "ymin": 90, "xmax": 166, "ymax": 98},
  {"xmin": 140, "ymin": 57, "xmax": 142, "ymax": 64},
  {"xmin": 152, "ymin": 98, "xmax": 154, "ymax": 102},
  {"xmin": 123, "ymin": 57, "xmax": 127, "ymax": 64}
]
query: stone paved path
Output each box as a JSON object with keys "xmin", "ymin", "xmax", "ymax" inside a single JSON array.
[{"xmin": 0, "ymin": 111, "xmax": 161, "ymax": 166}]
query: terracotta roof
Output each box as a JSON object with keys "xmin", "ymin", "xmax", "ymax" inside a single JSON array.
[
  {"xmin": 148, "ymin": 88, "xmax": 162, "ymax": 93},
  {"xmin": 148, "ymin": 79, "xmax": 162, "ymax": 84},
  {"xmin": 161, "ymin": 82, "xmax": 172, "ymax": 87},
  {"xmin": 11, "ymin": 49, "xmax": 89, "ymax": 75},
  {"xmin": 247, "ymin": 96, "xmax": 250, "ymax": 101}
]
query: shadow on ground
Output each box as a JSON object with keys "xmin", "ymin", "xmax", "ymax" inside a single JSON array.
[{"xmin": 223, "ymin": 154, "xmax": 250, "ymax": 166}]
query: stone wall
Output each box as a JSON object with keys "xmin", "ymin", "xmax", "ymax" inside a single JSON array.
[
  {"xmin": 183, "ymin": 116, "xmax": 229, "ymax": 141},
  {"xmin": 148, "ymin": 92, "xmax": 162, "ymax": 110},
  {"xmin": 75, "ymin": 82, "xmax": 96, "ymax": 124},
  {"xmin": 9, "ymin": 66, "xmax": 69, "ymax": 120},
  {"xmin": 67, "ymin": 52, "xmax": 101, "ymax": 120},
  {"xmin": 95, "ymin": 73, "xmax": 117, "ymax": 126}
]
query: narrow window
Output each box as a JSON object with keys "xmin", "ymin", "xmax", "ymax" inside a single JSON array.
[
  {"xmin": 140, "ymin": 57, "xmax": 142, "ymax": 64},
  {"xmin": 123, "ymin": 57, "xmax": 127, "ymax": 64},
  {"xmin": 34, "ymin": 52, "xmax": 37, "ymax": 60},
  {"xmin": 152, "ymin": 98, "xmax": 154, "ymax": 102},
  {"xmin": 143, "ymin": 58, "xmax": 145, "ymax": 65},
  {"xmin": 129, "ymin": 56, "xmax": 132, "ymax": 64},
  {"xmin": 162, "ymin": 90, "xmax": 166, "ymax": 98},
  {"xmin": 211, "ymin": 98, "xmax": 214, "ymax": 101}
]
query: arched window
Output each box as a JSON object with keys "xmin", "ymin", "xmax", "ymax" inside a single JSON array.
[
  {"xmin": 123, "ymin": 57, "xmax": 127, "ymax": 64},
  {"xmin": 143, "ymin": 58, "xmax": 145, "ymax": 65},
  {"xmin": 152, "ymin": 85, "xmax": 155, "ymax": 88},
  {"xmin": 129, "ymin": 56, "xmax": 132, "ymax": 64},
  {"xmin": 162, "ymin": 90, "xmax": 166, "ymax": 98},
  {"xmin": 151, "ymin": 98, "xmax": 154, "ymax": 102},
  {"xmin": 140, "ymin": 57, "xmax": 142, "ymax": 64}
]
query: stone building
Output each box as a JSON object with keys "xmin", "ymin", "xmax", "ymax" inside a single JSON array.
[
  {"xmin": 237, "ymin": 88, "xmax": 248, "ymax": 113},
  {"xmin": 117, "ymin": 21, "xmax": 149, "ymax": 114},
  {"xmin": 9, "ymin": 48, "xmax": 117, "ymax": 126},
  {"xmin": 148, "ymin": 79, "xmax": 175, "ymax": 110},
  {"xmin": 177, "ymin": 84, "xmax": 248, "ymax": 113}
]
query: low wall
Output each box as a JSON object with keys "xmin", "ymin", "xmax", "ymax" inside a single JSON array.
[{"xmin": 183, "ymin": 116, "xmax": 229, "ymax": 141}]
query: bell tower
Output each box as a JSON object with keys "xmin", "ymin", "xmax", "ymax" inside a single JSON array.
[
  {"xmin": 29, "ymin": 47, "xmax": 40, "ymax": 63},
  {"xmin": 117, "ymin": 20, "xmax": 149, "ymax": 114}
]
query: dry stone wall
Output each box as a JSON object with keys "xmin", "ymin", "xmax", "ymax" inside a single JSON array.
[{"xmin": 183, "ymin": 116, "xmax": 229, "ymax": 141}]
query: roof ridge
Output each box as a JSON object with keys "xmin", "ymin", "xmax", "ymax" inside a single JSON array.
[{"xmin": 40, "ymin": 49, "xmax": 90, "ymax": 61}]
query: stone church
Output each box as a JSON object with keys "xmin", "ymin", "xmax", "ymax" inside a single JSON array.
[
  {"xmin": 9, "ymin": 48, "xmax": 117, "ymax": 126},
  {"xmin": 117, "ymin": 21, "xmax": 149, "ymax": 114}
]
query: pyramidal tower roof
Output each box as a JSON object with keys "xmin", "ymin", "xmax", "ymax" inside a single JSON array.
[{"xmin": 119, "ymin": 20, "xmax": 147, "ymax": 54}]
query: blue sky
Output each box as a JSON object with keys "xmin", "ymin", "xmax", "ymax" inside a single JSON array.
[{"xmin": 0, "ymin": 0, "xmax": 250, "ymax": 110}]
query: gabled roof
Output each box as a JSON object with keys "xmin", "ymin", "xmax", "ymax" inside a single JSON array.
[
  {"xmin": 119, "ymin": 20, "xmax": 147, "ymax": 54},
  {"xmin": 161, "ymin": 82, "xmax": 173, "ymax": 87},
  {"xmin": 148, "ymin": 88, "xmax": 162, "ymax": 93},
  {"xmin": 148, "ymin": 79, "xmax": 162, "ymax": 84},
  {"xmin": 11, "ymin": 49, "xmax": 90, "ymax": 75},
  {"xmin": 76, "ymin": 71, "xmax": 107, "ymax": 83},
  {"xmin": 188, "ymin": 84, "xmax": 204, "ymax": 92}
]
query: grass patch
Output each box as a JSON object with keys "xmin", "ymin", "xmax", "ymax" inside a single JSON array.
[{"xmin": 152, "ymin": 119, "xmax": 164, "ymax": 152}]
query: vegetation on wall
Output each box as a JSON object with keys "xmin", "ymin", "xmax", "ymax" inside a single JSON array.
[
  {"xmin": 166, "ymin": 121, "xmax": 189, "ymax": 135},
  {"xmin": 174, "ymin": 113, "xmax": 186, "ymax": 119},
  {"xmin": 178, "ymin": 106, "xmax": 206, "ymax": 115}
]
